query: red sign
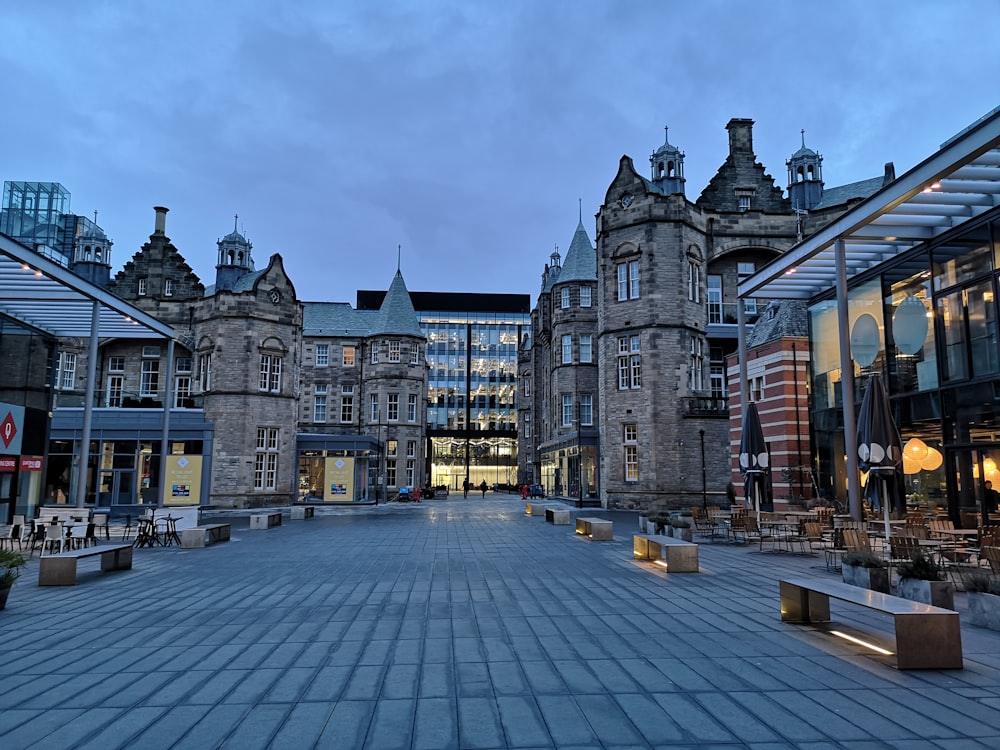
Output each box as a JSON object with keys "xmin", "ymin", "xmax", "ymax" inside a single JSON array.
[
  {"xmin": 0, "ymin": 457, "xmax": 15, "ymax": 472},
  {"xmin": 0, "ymin": 412, "xmax": 16, "ymax": 449},
  {"xmin": 20, "ymin": 456, "xmax": 42, "ymax": 472}
]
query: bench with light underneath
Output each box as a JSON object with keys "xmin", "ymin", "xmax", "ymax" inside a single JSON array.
[
  {"xmin": 525, "ymin": 502, "xmax": 552, "ymax": 516},
  {"xmin": 180, "ymin": 523, "xmax": 232, "ymax": 548},
  {"xmin": 38, "ymin": 543, "xmax": 134, "ymax": 586},
  {"xmin": 291, "ymin": 506, "xmax": 315, "ymax": 520},
  {"xmin": 250, "ymin": 512, "xmax": 282, "ymax": 530},
  {"xmin": 779, "ymin": 577, "xmax": 962, "ymax": 670},
  {"xmin": 545, "ymin": 507, "xmax": 570, "ymax": 525},
  {"xmin": 633, "ymin": 533, "xmax": 699, "ymax": 572},
  {"xmin": 576, "ymin": 516, "xmax": 613, "ymax": 540}
]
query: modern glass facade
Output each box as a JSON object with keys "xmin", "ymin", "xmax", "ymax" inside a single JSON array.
[
  {"xmin": 809, "ymin": 213, "xmax": 1000, "ymax": 526},
  {"xmin": 1, "ymin": 182, "xmax": 72, "ymax": 263}
]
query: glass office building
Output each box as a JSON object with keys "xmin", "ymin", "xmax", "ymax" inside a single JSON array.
[{"xmin": 358, "ymin": 291, "xmax": 530, "ymax": 491}]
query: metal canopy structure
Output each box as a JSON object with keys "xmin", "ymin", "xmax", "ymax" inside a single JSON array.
[
  {"xmin": 0, "ymin": 230, "xmax": 174, "ymax": 339},
  {"xmin": 739, "ymin": 106, "xmax": 1000, "ymax": 301}
]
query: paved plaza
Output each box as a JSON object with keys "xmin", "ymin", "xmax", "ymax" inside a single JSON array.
[{"xmin": 2, "ymin": 495, "xmax": 1000, "ymax": 749}]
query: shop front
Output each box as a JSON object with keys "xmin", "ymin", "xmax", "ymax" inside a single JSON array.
[{"xmin": 296, "ymin": 433, "xmax": 379, "ymax": 503}]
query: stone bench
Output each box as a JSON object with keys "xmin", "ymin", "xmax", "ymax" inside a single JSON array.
[
  {"xmin": 525, "ymin": 502, "xmax": 552, "ymax": 516},
  {"xmin": 38, "ymin": 543, "xmax": 134, "ymax": 586},
  {"xmin": 180, "ymin": 523, "xmax": 232, "ymax": 549},
  {"xmin": 545, "ymin": 507, "xmax": 570, "ymax": 525},
  {"xmin": 576, "ymin": 516, "xmax": 613, "ymax": 541},
  {"xmin": 291, "ymin": 506, "xmax": 315, "ymax": 520},
  {"xmin": 250, "ymin": 512, "xmax": 282, "ymax": 530},
  {"xmin": 633, "ymin": 533, "xmax": 699, "ymax": 572},
  {"xmin": 779, "ymin": 576, "xmax": 963, "ymax": 670}
]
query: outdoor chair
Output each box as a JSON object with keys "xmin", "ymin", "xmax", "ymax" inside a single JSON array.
[
  {"xmin": 0, "ymin": 523, "xmax": 23, "ymax": 551},
  {"xmin": 92, "ymin": 513, "xmax": 110, "ymax": 540},
  {"xmin": 842, "ymin": 528, "xmax": 872, "ymax": 554},
  {"xmin": 981, "ymin": 546, "xmax": 1000, "ymax": 575},
  {"xmin": 743, "ymin": 517, "xmax": 777, "ymax": 552},
  {"xmin": 42, "ymin": 523, "xmax": 67, "ymax": 555}
]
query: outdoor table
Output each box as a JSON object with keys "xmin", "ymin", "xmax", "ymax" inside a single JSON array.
[{"xmin": 133, "ymin": 517, "xmax": 160, "ymax": 548}]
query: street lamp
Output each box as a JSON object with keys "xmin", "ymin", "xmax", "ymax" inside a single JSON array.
[{"xmin": 700, "ymin": 429, "xmax": 707, "ymax": 509}]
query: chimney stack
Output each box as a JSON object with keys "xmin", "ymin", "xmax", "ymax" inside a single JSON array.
[{"xmin": 153, "ymin": 206, "xmax": 169, "ymax": 235}]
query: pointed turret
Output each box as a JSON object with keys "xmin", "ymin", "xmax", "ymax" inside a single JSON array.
[
  {"xmin": 375, "ymin": 269, "xmax": 422, "ymax": 337},
  {"xmin": 786, "ymin": 129, "xmax": 824, "ymax": 211},
  {"xmin": 557, "ymin": 218, "xmax": 596, "ymax": 284},
  {"xmin": 650, "ymin": 126, "xmax": 686, "ymax": 195},
  {"xmin": 215, "ymin": 213, "xmax": 255, "ymax": 292}
]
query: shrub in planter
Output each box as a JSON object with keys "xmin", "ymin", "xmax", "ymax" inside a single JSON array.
[
  {"xmin": 895, "ymin": 551, "xmax": 954, "ymax": 609},
  {"xmin": 650, "ymin": 514, "xmax": 670, "ymax": 535},
  {"xmin": 962, "ymin": 572, "xmax": 1000, "ymax": 630},
  {"xmin": 0, "ymin": 549, "xmax": 26, "ymax": 611},
  {"xmin": 670, "ymin": 518, "xmax": 693, "ymax": 542},
  {"xmin": 841, "ymin": 551, "xmax": 890, "ymax": 593}
]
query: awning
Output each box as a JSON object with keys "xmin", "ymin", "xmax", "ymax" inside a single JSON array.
[
  {"xmin": 0, "ymin": 231, "xmax": 175, "ymax": 339},
  {"xmin": 739, "ymin": 106, "xmax": 1000, "ymax": 301}
]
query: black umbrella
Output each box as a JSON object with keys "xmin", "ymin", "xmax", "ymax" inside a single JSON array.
[
  {"xmin": 739, "ymin": 401, "xmax": 770, "ymax": 517},
  {"xmin": 856, "ymin": 373, "xmax": 902, "ymax": 539}
]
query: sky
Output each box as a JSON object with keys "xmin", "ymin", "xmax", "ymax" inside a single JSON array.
[{"xmin": 2, "ymin": 0, "xmax": 999, "ymax": 305}]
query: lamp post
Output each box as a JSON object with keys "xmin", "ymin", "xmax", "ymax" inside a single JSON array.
[{"xmin": 700, "ymin": 429, "xmax": 707, "ymax": 509}]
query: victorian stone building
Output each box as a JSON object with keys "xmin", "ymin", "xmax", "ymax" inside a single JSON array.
[{"xmin": 521, "ymin": 118, "xmax": 895, "ymax": 509}]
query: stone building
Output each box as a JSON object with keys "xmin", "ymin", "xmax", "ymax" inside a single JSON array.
[{"xmin": 522, "ymin": 118, "xmax": 894, "ymax": 510}]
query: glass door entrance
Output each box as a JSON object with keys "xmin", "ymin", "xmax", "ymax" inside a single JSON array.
[
  {"xmin": 947, "ymin": 447, "xmax": 1000, "ymax": 527},
  {"xmin": 98, "ymin": 469, "xmax": 136, "ymax": 505}
]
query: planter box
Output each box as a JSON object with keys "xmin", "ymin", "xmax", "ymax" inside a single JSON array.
[
  {"xmin": 967, "ymin": 592, "xmax": 1000, "ymax": 630},
  {"xmin": 897, "ymin": 578, "xmax": 955, "ymax": 610},
  {"xmin": 675, "ymin": 527, "xmax": 693, "ymax": 543},
  {"xmin": 638, "ymin": 515, "xmax": 649, "ymax": 533},
  {"xmin": 842, "ymin": 563, "xmax": 890, "ymax": 594}
]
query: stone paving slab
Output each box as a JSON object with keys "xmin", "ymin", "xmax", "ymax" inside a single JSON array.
[{"xmin": 2, "ymin": 498, "xmax": 1000, "ymax": 748}]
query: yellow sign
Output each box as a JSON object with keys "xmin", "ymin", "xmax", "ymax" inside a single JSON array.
[
  {"xmin": 164, "ymin": 455, "xmax": 203, "ymax": 505},
  {"xmin": 325, "ymin": 456, "xmax": 354, "ymax": 501}
]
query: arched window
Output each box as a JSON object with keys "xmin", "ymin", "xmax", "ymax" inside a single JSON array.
[
  {"xmin": 666, "ymin": 161, "xmax": 675, "ymax": 177},
  {"xmin": 796, "ymin": 166, "xmax": 805, "ymax": 183}
]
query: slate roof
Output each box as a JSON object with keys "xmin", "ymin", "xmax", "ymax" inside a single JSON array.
[
  {"xmin": 813, "ymin": 176, "xmax": 886, "ymax": 210},
  {"xmin": 302, "ymin": 302, "xmax": 374, "ymax": 336},
  {"xmin": 746, "ymin": 299, "xmax": 808, "ymax": 347},
  {"xmin": 373, "ymin": 270, "xmax": 423, "ymax": 337},
  {"xmin": 554, "ymin": 221, "xmax": 596, "ymax": 284}
]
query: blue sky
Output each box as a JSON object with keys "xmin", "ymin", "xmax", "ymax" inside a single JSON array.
[{"xmin": 2, "ymin": 0, "xmax": 998, "ymax": 303}]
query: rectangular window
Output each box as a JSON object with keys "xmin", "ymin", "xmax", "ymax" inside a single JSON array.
[
  {"xmin": 707, "ymin": 275, "xmax": 723, "ymax": 324},
  {"xmin": 316, "ymin": 344, "xmax": 329, "ymax": 366},
  {"xmin": 142, "ymin": 346, "xmax": 160, "ymax": 358},
  {"xmin": 688, "ymin": 260, "xmax": 701, "ymax": 302},
  {"xmin": 738, "ymin": 195, "xmax": 750, "ymax": 211},
  {"xmin": 259, "ymin": 355, "xmax": 282, "ymax": 393},
  {"xmin": 164, "ymin": 279, "xmax": 174, "ymax": 296},
  {"xmin": 750, "ymin": 374, "xmax": 765, "ymax": 403},
  {"xmin": 407, "ymin": 393, "xmax": 418, "ymax": 422},
  {"xmin": 386, "ymin": 459, "xmax": 397, "ymax": 488},
  {"xmin": 388, "ymin": 340, "xmax": 401, "ymax": 363},
  {"xmin": 580, "ymin": 334, "xmax": 592, "ymax": 363},
  {"xmin": 629, "ymin": 260, "xmax": 640, "ymax": 299},
  {"xmin": 254, "ymin": 427, "xmax": 279, "ymax": 490},
  {"xmin": 106, "ymin": 375, "xmax": 124, "ymax": 407},
  {"xmin": 341, "ymin": 386, "xmax": 354, "ymax": 423},
  {"xmin": 617, "ymin": 263, "xmax": 628, "ymax": 301},
  {"xmin": 343, "ymin": 345, "xmax": 355, "ymax": 366},
  {"xmin": 580, "ymin": 286, "xmax": 592, "ymax": 307},
  {"xmin": 57, "ymin": 352, "xmax": 77, "ymax": 390},
  {"xmin": 406, "ymin": 440, "xmax": 416, "ymax": 458},
  {"xmin": 387, "ymin": 439, "xmax": 397, "ymax": 456},
  {"xmin": 108, "ymin": 356, "xmax": 125, "ymax": 373},
  {"xmin": 524, "ymin": 378, "xmax": 531, "ymax": 398},
  {"xmin": 410, "ymin": 344, "xmax": 420, "ymax": 364},
  {"xmin": 561, "ymin": 288, "xmax": 570, "ymax": 309},
  {"xmin": 175, "ymin": 357, "xmax": 192, "ymax": 374},
  {"xmin": 710, "ymin": 365, "xmax": 726, "ymax": 399},
  {"xmin": 370, "ymin": 393, "xmax": 379, "ymax": 422},
  {"xmin": 174, "ymin": 376, "xmax": 191, "ymax": 407},
  {"xmin": 690, "ymin": 336, "xmax": 705, "ymax": 391},
  {"xmin": 562, "ymin": 334, "xmax": 572, "ymax": 364},
  {"xmin": 580, "ymin": 394, "xmax": 593, "ymax": 426},
  {"xmin": 624, "ymin": 424, "xmax": 638, "ymax": 482},
  {"xmin": 562, "ymin": 394, "xmax": 573, "ymax": 426},
  {"xmin": 738, "ymin": 262, "xmax": 757, "ymax": 315},
  {"xmin": 314, "ymin": 384, "xmax": 328, "ymax": 422},
  {"xmin": 617, "ymin": 335, "xmax": 640, "ymax": 389},
  {"xmin": 387, "ymin": 393, "xmax": 399, "ymax": 421},
  {"xmin": 405, "ymin": 459, "xmax": 415, "ymax": 488},
  {"xmin": 524, "ymin": 415, "xmax": 531, "ymax": 439},
  {"xmin": 138, "ymin": 277, "xmax": 147, "ymax": 296},
  {"xmin": 371, "ymin": 343, "xmax": 379, "ymax": 364},
  {"xmin": 140, "ymin": 360, "xmax": 159, "ymax": 396},
  {"xmin": 199, "ymin": 353, "xmax": 212, "ymax": 392}
]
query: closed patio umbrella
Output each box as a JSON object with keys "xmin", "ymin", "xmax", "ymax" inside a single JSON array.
[
  {"xmin": 856, "ymin": 373, "xmax": 903, "ymax": 540},
  {"xmin": 739, "ymin": 401, "xmax": 770, "ymax": 517}
]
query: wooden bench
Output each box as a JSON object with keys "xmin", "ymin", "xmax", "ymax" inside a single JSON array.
[
  {"xmin": 250, "ymin": 512, "xmax": 282, "ymax": 530},
  {"xmin": 525, "ymin": 502, "xmax": 551, "ymax": 516},
  {"xmin": 779, "ymin": 576, "xmax": 963, "ymax": 670},
  {"xmin": 576, "ymin": 516, "xmax": 613, "ymax": 541},
  {"xmin": 291, "ymin": 506, "xmax": 315, "ymax": 520},
  {"xmin": 38, "ymin": 543, "xmax": 134, "ymax": 586},
  {"xmin": 180, "ymin": 523, "xmax": 231, "ymax": 549},
  {"xmin": 544, "ymin": 507, "xmax": 570, "ymax": 525},
  {"xmin": 633, "ymin": 533, "xmax": 699, "ymax": 572}
]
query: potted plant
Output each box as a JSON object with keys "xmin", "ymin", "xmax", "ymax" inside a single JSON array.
[
  {"xmin": 962, "ymin": 571, "xmax": 1000, "ymax": 630},
  {"xmin": 0, "ymin": 549, "xmax": 27, "ymax": 611},
  {"xmin": 895, "ymin": 551, "xmax": 955, "ymax": 609},
  {"xmin": 841, "ymin": 551, "xmax": 890, "ymax": 593},
  {"xmin": 671, "ymin": 517, "xmax": 693, "ymax": 543}
]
